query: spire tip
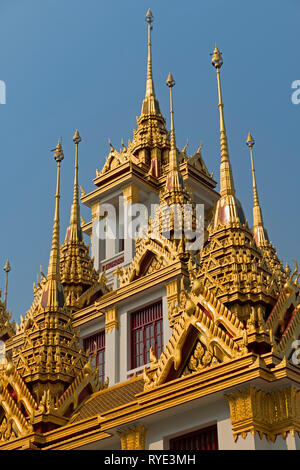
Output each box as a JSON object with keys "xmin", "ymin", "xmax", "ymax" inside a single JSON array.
[
  {"xmin": 166, "ymin": 72, "xmax": 175, "ymax": 87},
  {"xmin": 73, "ymin": 129, "xmax": 82, "ymax": 144},
  {"xmin": 246, "ymin": 132, "xmax": 255, "ymax": 147},
  {"xmin": 146, "ymin": 9, "xmax": 153, "ymax": 23},
  {"xmin": 211, "ymin": 44, "xmax": 223, "ymax": 69}
]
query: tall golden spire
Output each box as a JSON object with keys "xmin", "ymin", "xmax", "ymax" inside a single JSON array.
[
  {"xmin": 211, "ymin": 44, "xmax": 235, "ymax": 197},
  {"xmin": 60, "ymin": 131, "xmax": 103, "ymax": 308},
  {"xmin": 64, "ymin": 129, "xmax": 83, "ymax": 243},
  {"xmin": 41, "ymin": 138, "xmax": 65, "ymax": 309},
  {"xmin": 246, "ymin": 132, "xmax": 269, "ymax": 246},
  {"xmin": 165, "ymin": 72, "xmax": 184, "ymax": 191},
  {"xmin": 3, "ymin": 260, "xmax": 10, "ymax": 310},
  {"xmin": 211, "ymin": 45, "xmax": 245, "ymax": 227},
  {"xmin": 141, "ymin": 9, "xmax": 161, "ymax": 115}
]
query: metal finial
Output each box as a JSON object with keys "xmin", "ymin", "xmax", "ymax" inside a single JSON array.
[
  {"xmin": 146, "ymin": 9, "xmax": 153, "ymax": 24},
  {"xmin": 246, "ymin": 132, "xmax": 255, "ymax": 148},
  {"xmin": 211, "ymin": 43, "xmax": 223, "ymax": 69},
  {"xmin": 4, "ymin": 260, "xmax": 10, "ymax": 273},
  {"xmin": 67, "ymin": 129, "xmax": 82, "ymax": 239},
  {"xmin": 73, "ymin": 129, "xmax": 82, "ymax": 144},
  {"xmin": 52, "ymin": 138, "xmax": 64, "ymax": 162},
  {"xmin": 166, "ymin": 72, "xmax": 175, "ymax": 88}
]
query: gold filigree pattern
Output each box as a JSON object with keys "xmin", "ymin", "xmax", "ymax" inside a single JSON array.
[
  {"xmin": 183, "ymin": 339, "xmax": 219, "ymax": 375},
  {"xmin": 226, "ymin": 386, "xmax": 300, "ymax": 442},
  {"xmin": 118, "ymin": 424, "xmax": 147, "ymax": 450}
]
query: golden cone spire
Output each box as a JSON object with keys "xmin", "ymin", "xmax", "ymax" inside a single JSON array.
[
  {"xmin": 60, "ymin": 131, "xmax": 103, "ymax": 308},
  {"xmin": 246, "ymin": 133, "xmax": 269, "ymax": 246},
  {"xmin": 165, "ymin": 73, "xmax": 184, "ymax": 191},
  {"xmin": 211, "ymin": 45, "xmax": 245, "ymax": 227},
  {"xmin": 141, "ymin": 9, "xmax": 161, "ymax": 115},
  {"xmin": 64, "ymin": 129, "xmax": 83, "ymax": 243},
  {"xmin": 211, "ymin": 44, "xmax": 235, "ymax": 198},
  {"xmin": 41, "ymin": 138, "xmax": 64, "ymax": 309}
]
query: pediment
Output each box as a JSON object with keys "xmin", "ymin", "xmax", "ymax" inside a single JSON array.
[
  {"xmin": 115, "ymin": 237, "xmax": 180, "ymax": 287},
  {"xmin": 144, "ymin": 286, "xmax": 245, "ymax": 390},
  {"xmin": 98, "ymin": 149, "xmax": 129, "ymax": 176},
  {"xmin": 76, "ymin": 279, "xmax": 109, "ymax": 309},
  {"xmin": 131, "ymin": 251, "xmax": 168, "ymax": 280}
]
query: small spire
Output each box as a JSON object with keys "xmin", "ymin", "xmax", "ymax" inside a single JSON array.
[
  {"xmin": 141, "ymin": 10, "xmax": 161, "ymax": 115},
  {"xmin": 246, "ymin": 133, "xmax": 269, "ymax": 246},
  {"xmin": 211, "ymin": 44, "xmax": 235, "ymax": 197},
  {"xmin": 165, "ymin": 73, "xmax": 184, "ymax": 191},
  {"xmin": 64, "ymin": 129, "xmax": 83, "ymax": 243},
  {"xmin": 41, "ymin": 138, "xmax": 65, "ymax": 309},
  {"xmin": 3, "ymin": 259, "xmax": 10, "ymax": 309}
]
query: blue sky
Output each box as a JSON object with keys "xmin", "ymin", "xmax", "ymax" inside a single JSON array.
[{"xmin": 0, "ymin": 0, "xmax": 299, "ymax": 321}]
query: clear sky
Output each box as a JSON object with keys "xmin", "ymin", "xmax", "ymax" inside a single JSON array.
[{"xmin": 0, "ymin": 0, "xmax": 299, "ymax": 322}]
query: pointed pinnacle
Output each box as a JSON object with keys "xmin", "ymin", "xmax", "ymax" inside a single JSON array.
[
  {"xmin": 166, "ymin": 72, "xmax": 175, "ymax": 87},
  {"xmin": 211, "ymin": 44, "xmax": 223, "ymax": 69},
  {"xmin": 146, "ymin": 9, "xmax": 153, "ymax": 23},
  {"xmin": 52, "ymin": 138, "xmax": 64, "ymax": 162},
  {"xmin": 246, "ymin": 132, "xmax": 255, "ymax": 147},
  {"xmin": 73, "ymin": 129, "xmax": 82, "ymax": 144},
  {"xmin": 4, "ymin": 260, "xmax": 10, "ymax": 273}
]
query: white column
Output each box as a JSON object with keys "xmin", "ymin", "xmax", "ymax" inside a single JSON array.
[
  {"xmin": 122, "ymin": 184, "xmax": 139, "ymax": 266},
  {"xmin": 91, "ymin": 202, "xmax": 104, "ymax": 272},
  {"xmin": 217, "ymin": 417, "xmax": 256, "ymax": 450},
  {"xmin": 285, "ymin": 432, "xmax": 300, "ymax": 450},
  {"xmin": 105, "ymin": 212, "xmax": 116, "ymax": 259},
  {"xmin": 148, "ymin": 439, "xmax": 164, "ymax": 450},
  {"xmin": 104, "ymin": 308, "xmax": 119, "ymax": 386},
  {"xmin": 105, "ymin": 329, "xmax": 119, "ymax": 386}
]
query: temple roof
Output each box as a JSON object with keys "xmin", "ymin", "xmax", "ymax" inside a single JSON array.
[{"xmin": 70, "ymin": 376, "xmax": 144, "ymax": 423}]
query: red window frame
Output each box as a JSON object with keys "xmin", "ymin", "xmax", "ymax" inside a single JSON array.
[
  {"xmin": 131, "ymin": 300, "xmax": 163, "ymax": 370},
  {"xmin": 83, "ymin": 331, "xmax": 105, "ymax": 384},
  {"xmin": 169, "ymin": 425, "xmax": 218, "ymax": 450}
]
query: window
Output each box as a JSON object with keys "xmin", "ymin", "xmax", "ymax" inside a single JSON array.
[
  {"xmin": 169, "ymin": 425, "xmax": 218, "ymax": 450},
  {"xmin": 83, "ymin": 331, "xmax": 105, "ymax": 384},
  {"xmin": 131, "ymin": 300, "xmax": 163, "ymax": 369}
]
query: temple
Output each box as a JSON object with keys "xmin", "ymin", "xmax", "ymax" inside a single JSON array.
[{"xmin": 0, "ymin": 11, "xmax": 299, "ymax": 451}]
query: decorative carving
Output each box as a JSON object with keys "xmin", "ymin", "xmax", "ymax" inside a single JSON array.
[
  {"xmin": 0, "ymin": 417, "xmax": 14, "ymax": 442},
  {"xmin": 183, "ymin": 339, "xmax": 219, "ymax": 375},
  {"xmin": 118, "ymin": 424, "xmax": 147, "ymax": 450},
  {"xmin": 105, "ymin": 307, "xmax": 118, "ymax": 333},
  {"xmin": 91, "ymin": 203, "xmax": 100, "ymax": 221},
  {"xmin": 122, "ymin": 184, "xmax": 139, "ymax": 204},
  {"xmin": 226, "ymin": 386, "xmax": 300, "ymax": 442}
]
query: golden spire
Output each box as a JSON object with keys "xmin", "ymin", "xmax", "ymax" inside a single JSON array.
[
  {"xmin": 41, "ymin": 138, "xmax": 64, "ymax": 309},
  {"xmin": 246, "ymin": 133, "xmax": 269, "ymax": 246},
  {"xmin": 3, "ymin": 260, "xmax": 10, "ymax": 310},
  {"xmin": 60, "ymin": 130, "xmax": 103, "ymax": 308},
  {"xmin": 64, "ymin": 129, "xmax": 83, "ymax": 243},
  {"xmin": 165, "ymin": 72, "xmax": 184, "ymax": 191},
  {"xmin": 211, "ymin": 45, "xmax": 245, "ymax": 227},
  {"xmin": 211, "ymin": 44, "xmax": 235, "ymax": 197},
  {"xmin": 141, "ymin": 9, "xmax": 161, "ymax": 115}
]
